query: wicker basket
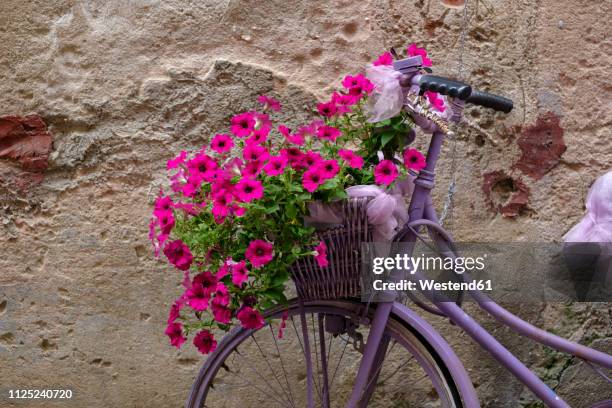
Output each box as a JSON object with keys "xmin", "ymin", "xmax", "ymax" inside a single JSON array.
[{"xmin": 290, "ymin": 197, "xmax": 373, "ymax": 301}]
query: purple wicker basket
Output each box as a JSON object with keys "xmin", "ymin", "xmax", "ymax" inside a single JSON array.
[{"xmin": 290, "ymin": 197, "xmax": 373, "ymax": 301}]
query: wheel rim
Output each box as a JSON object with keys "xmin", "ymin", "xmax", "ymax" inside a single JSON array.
[{"xmin": 187, "ymin": 300, "xmax": 462, "ymax": 408}]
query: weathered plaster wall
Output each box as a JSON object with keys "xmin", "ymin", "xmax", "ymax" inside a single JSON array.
[{"xmin": 0, "ymin": 0, "xmax": 610, "ymax": 407}]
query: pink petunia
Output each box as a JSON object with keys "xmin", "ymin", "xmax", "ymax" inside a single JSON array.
[
  {"xmin": 210, "ymin": 134, "xmax": 234, "ymax": 154},
  {"xmin": 278, "ymin": 310, "xmax": 289, "ymax": 339},
  {"xmin": 278, "ymin": 125, "xmax": 304, "ymax": 146},
  {"xmin": 217, "ymin": 258, "xmax": 233, "ymax": 279},
  {"xmin": 242, "ymin": 144, "xmax": 270, "ymax": 163},
  {"xmin": 187, "ymin": 154, "xmax": 219, "ymax": 182},
  {"xmin": 302, "ymin": 151, "xmax": 323, "ymax": 169},
  {"xmin": 257, "ymin": 95, "xmax": 282, "ymax": 111},
  {"xmin": 212, "ymin": 282, "xmax": 230, "ymax": 306},
  {"xmin": 163, "ymin": 240, "xmax": 194, "ymax": 271},
  {"xmin": 230, "ymin": 112, "xmax": 256, "ymax": 138},
  {"xmin": 245, "ymin": 239, "xmax": 274, "ymax": 268},
  {"xmin": 212, "ymin": 191, "xmax": 233, "ymax": 220},
  {"xmin": 374, "ymin": 160, "xmax": 399, "ymax": 186},
  {"xmin": 156, "ymin": 211, "xmax": 175, "ymax": 235},
  {"xmin": 167, "ymin": 151, "xmax": 187, "ymax": 170},
  {"xmin": 241, "ymin": 160, "xmax": 265, "ymax": 178},
  {"xmin": 338, "ymin": 149, "xmax": 364, "ymax": 169},
  {"xmin": 316, "ymin": 125, "xmax": 341, "ymax": 142},
  {"xmin": 211, "ymin": 302, "xmax": 232, "ymax": 324},
  {"xmin": 373, "ymin": 51, "xmax": 394, "ymax": 66},
  {"xmin": 317, "ymin": 101, "xmax": 338, "ymax": 118},
  {"xmin": 234, "ymin": 178, "xmax": 264, "ymax": 202},
  {"xmin": 424, "ymin": 91, "xmax": 446, "ymax": 112},
  {"xmin": 263, "ymin": 155, "xmax": 288, "ymax": 176},
  {"xmin": 331, "ymin": 92, "xmax": 356, "ymax": 113},
  {"xmin": 165, "ymin": 322, "xmax": 186, "ymax": 348},
  {"xmin": 246, "ymin": 127, "xmax": 269, "ymax": 145},
  {"xmin": 186, "ymin": 282, "xmax": 211, "ymax": 312},
  {"xmin": 296, "ymin": 120, "xmax": 323, "ymax": 141},
  {"xmin": 318, "ymin": 159, "xmax": 340, "ymax": 179},
  {"xmin": 237, "ymin": 306, "xmax": 265, "ymax": 330},
  {"xmin": 342, "ymin": 74, "xmax": 374, "ymax": 96},
  {"xmin": 403, "ymin": 148, "xmax": 427, "ymax": 171},
  {"xmin": 280, "ymin": 148, "xmax": 305, "ymax": 169},
  {"xmin": 194, "ymin": 271, "xmax": 218, "ymax": 297},
  {"xmin": 407, "ymin": 43, "xmax": 432, "ymax": 67},
  {"xmin": 232, "ymin": 260, "xmax": 249, "ymax": 287},
  {"xmin": 314, "ymin": 240, "xmax": 329, "ymax": 268},
  {"xmin": 193, "ymin": 330, "xmax": 217, "ymax": 354},
  {"xmin": 167, "ymin": 300, "xmax": 184, "ymax": 324},
  {"xmin": 154, "ymin": 195, "xmax": 174, "ymax": 215},
  {"xmin": 302, "ymin": 168, "xmax": 324, "ymax": 193}
]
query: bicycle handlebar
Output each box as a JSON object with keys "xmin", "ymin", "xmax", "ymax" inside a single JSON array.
[{"xmin": 416, "ymin": 73, "xmax": 514, "ymax": 113}]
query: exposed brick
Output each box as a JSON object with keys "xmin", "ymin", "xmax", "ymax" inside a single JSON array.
[{"xmin": 482, "ymin": 170, "xmax": 530, "ymax": 218}]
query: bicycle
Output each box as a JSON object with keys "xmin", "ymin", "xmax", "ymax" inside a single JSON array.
[{"xmin": 185, "ymin": 55, "xmax": 612, "ymax": 408}]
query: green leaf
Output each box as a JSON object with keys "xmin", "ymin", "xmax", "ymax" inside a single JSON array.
[
  {"xmin": 285, "ymin": 203, "xmax": 297, "ymax": 219},
  {"xmin": 381, "ymin": 132, "xmax": 394, "ymax": 147},
  {"xmin": 264, "ymin": 204, "xmax": 280, "ymax": 214},
  {"xmin": 321, "ymin": 178, "xmax": 338, "ymax": 190}
]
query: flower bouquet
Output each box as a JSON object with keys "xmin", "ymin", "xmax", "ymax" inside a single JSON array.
[{"xmin": 150, "ymin": 44, "xmax": 446, "ymax": 354}]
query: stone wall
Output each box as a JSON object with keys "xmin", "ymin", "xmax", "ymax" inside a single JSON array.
[{"xmin": 0, "ymin": 0, "xmax": 610, "ymax": 407}]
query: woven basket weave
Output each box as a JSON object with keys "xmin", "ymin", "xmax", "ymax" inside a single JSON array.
[{"xmin": 290, "ymin": 197, "xmax": 373, "ymax": 301}]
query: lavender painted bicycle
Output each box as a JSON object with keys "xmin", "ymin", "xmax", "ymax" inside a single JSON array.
[{"xmin": 186, "ymin": 56, "xmax": 612, "ymax": 407}]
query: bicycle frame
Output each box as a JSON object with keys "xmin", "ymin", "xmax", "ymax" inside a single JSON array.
[{"xmin": 346, "ymin": 130, "xmax": 612, "ymax": 408}]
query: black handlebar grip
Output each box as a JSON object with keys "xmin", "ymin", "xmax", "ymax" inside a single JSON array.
[
  {"xmin": 418, "ymin": 75, "xmax": 472, "ymax": 100},
  {"xmin": 465, "ymin": 90, "xmax": 513, "ymax": 113}
]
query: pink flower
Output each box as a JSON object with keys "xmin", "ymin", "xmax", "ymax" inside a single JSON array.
[
  {"xmin": 263, "ymin": 155, "xmax": 288, "ymax": 176},
  {"xmin": 302, "ymin": 151, "xmax": 322, "ymax": 168},
  {"xmin": 407, "ymin": 43, "xmax": 432, "ymax": 67},
  {"xmin": 342, "ymin": 74, "xmax": 374, "ymax": 96},
  {"xmin": 316, "ymin": 125, "xmax": 341, "ymax": 142},
  {"xmin": 231, "ymin": 112, "xmax": 256, "ymax": 138},
  {"xmin": 165, "ymin": 322, "xmax": 186, "ymax": 348},
  {"xmin": 163, "ymin": 240, "xmax": 193, "ymax": 271},
  {"xmin": 374, "ymin": 160, "xmax": 399, "ymax": 186},
  {"xmin": 246, "ymin": 128, "xmax": 269, "ymax": 145},
  {"xmin": 210, "ymin": 134, "xmax": 234, "ymax": 154},
  {"xmin": 154, "ymin": 195, "xmax": 174, "ymax": 215},
  {"xmin": 235, "ymin": 178, "xmax": 264, "ymax": 202},
  {"xmin": 278, "ymin": 125, "xmax": 304, "ymax": 146},
  {"xmin": 296, "ymin": 121, "xmax": 322, "ymax": 141},
  {"xmin": 245, "ymin": 239, "xmax": 274, "ymax": 268},
  {"xmin": 186, "ymin": 282, "xmax": 211, "ymax": 311},
  {"xmin": 302, "ymin": 168, "xmax": 324, "ymax": 193},
  {"xmin": 338, "ymin": 149, "xmax": 364, "ymax": 169},
  {"xmin": 187, "ymin": 154, "xmax": 218, "ymax": 182},
  {"xmin": 241, "ymin": 160, "xmax": 265, "ymax": 178},
  {"xmin": 194, "ymin": 271, "xmax": 218, "ymax": 296},
  {"xmin": 237, "ymin": 306, "xmax": 265, "ymax": 329},
  {"xmin": 278, "ymin": 310, "xmax": 289, "ymax": 339},
  {"xmin": 217, "ymin": 259, "xmax": 232, "ymax": 279},
  {"xmin": 167, "ymin": 151, "xmax": 187, "ymax": 170},
  {"xmin": 257, "ymin": 95, "xmax": 281, "ymax": 111},
  {"xmin": 212, "ymin": 282, "xmax": 230, "ymax": 306},
  {"xmin": 167, "ymin": 300, "xmax": 184, "ymax": 324},
  {"xmin": 280, "ymin": 148, "xmax": 304, "ymax": 169},
  {"xmin": 156, "ymin": 211, "xmax": 175, "ymax": 235},
  {"xmin": 193, "ymin": 330, "xmax": 217, "ymax": 354},
  {"xmin": 314, "ymin": 240, "xmax": 329, "ymax": 268},
  {"xmin": 403, "ymin": 148, "xmax": 427, "ymax": 171},
  {"xmin": 243, "ymin": 144, "xmax": 270, "ymax": 163},
  {"xmin": 212, "ymin": 191, "xmax": 233, "ymax": 220},
  {"xmin": 318, "ymin": 159, "xmax": 340, "ymax": 179},
  {"xmin": 232, "ymin": 260, "xmax": 249, "ymax": 287},
  {"xmin": 424, "ymin": 91, "xmax": 446, "ymax": 112},
  {"xmin": 373, "ymin": 51, "xmax": 393, "ymax": 66},
  {"xmin": 331, "ymin": 92, "xmax": 356, "ymax": 113},
  {"xmin": 212, "ymin": 303, "xmax": 232, "ymax": 324},
  {"xmin": 317, "ymin": 101, "xmax": 338, "ymax": 117}
]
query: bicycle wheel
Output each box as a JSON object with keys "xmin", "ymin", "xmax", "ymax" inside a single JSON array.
[{"xmin": 186, "ymin": 299, "xmax": 463, "ymax": 408}]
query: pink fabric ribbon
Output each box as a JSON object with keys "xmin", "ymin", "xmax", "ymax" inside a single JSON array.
[{"xmin": 306, "ymin": 176, "xmax": 415, "ymax": 242}]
